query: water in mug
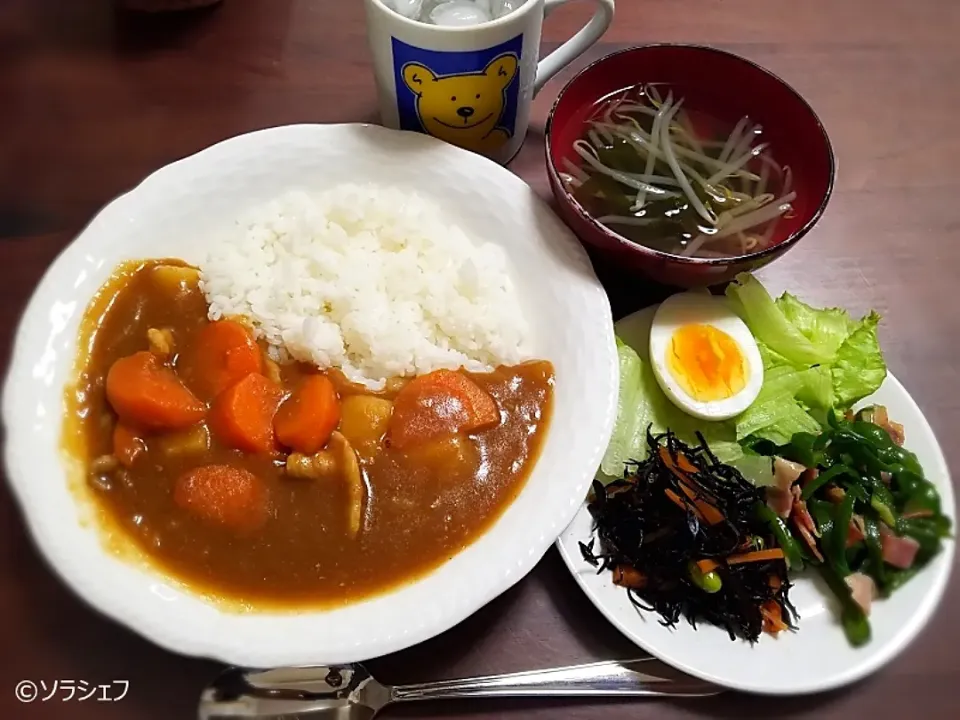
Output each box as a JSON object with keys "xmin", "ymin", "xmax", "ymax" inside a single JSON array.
[{"xmin": 384, "ymin": 0, "xmax": 527, "ymax": 26}]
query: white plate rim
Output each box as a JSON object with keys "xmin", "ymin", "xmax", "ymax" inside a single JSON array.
[{"xmin": 2, "ymin": 123, "xmax": 620, "ymax": 667}]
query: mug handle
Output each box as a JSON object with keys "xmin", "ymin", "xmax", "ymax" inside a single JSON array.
[{"xmin": 533, "ymin": 0, "xmax": 615, "ymax": 96}]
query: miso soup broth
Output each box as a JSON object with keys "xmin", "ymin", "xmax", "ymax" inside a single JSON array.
[{"xmin": 560, "ymin": 83, "xmax": 796, "ymax": 259}]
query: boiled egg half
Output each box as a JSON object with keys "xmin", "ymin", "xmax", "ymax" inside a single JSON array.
[{"xmin": 649, "ymin": 293, "xmax": 763, "ymax": 421}]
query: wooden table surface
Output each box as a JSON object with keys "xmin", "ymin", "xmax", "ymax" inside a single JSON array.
[{"xmin": 2, "ymin": 0, "xmax": 958, "ymax": 718}]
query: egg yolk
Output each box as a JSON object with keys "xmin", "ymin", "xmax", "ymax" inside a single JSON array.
[{"xmin": 666, "ymin": 324, "xmax": 747, "ymax": 402}]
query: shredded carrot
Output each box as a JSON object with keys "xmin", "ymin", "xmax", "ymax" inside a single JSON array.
[
  {"xmin": 113, "ymin": 423, "xmax": 145, "ymax": 468},
  {"xmin": 696, "ymin": 558, "xmax": 721, "ymax": 574},
  {"xmin": 664, "ymin": 488, "xmax": 704, "ymax": 520},
  {"xmin": 727, "ymin": 548, "xmax": 786, "ymax": 565},
  {"xmin": 192, "ymin": 320, "xmax": 263, "ymax": 397},
  {"xmin": 210, "ymin": 373, "xmax": 284, "ymax": 454},
  {"xmin": 612, "ymin": 565, "xmax": 647, "ymax": 589},
  {"xmin": 274, "ymin": 374, "xmax": 341, "ymax": 454},
  {"xmin": 760, "ymin": 600, "xmax": 788, "ymax": 634},
  {"xmin": 658, "ymin": 446, "xmax": 725, "ymax": 525},
  {"xmin": 106, "ymin": 351, "xmax": 206, "ymax": 431},
  {"xmin": 678, "ymin": 481, "xmax": 725, "ymax": 525},
  {"xmin": 388, "ymin": 369, "xmax": 499, "ymax": 450},
  {"xmin": 673, "ymin": 449, "xmax": 699, "ymax": 474},
  {"xmin": 659, "ymin": 446, "xmax": 701, "ymax": 477}
]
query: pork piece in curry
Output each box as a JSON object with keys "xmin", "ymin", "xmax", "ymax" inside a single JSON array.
[{"xmin": 63, "ymin": 260, "xmax": 554, "ymax": 607}]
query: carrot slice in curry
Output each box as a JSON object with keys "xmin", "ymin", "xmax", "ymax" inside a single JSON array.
[
  {"xmin": 193, "ymin": 320, "xmax": 263, "ymax": 396},
  {"xmin": 274, "ymin": 374, "xmax": 341, "ymax": 454},
  {"xmin": 105, "ymin": 351, "xmax": 205, "ymax": 431},
  {"xmin": 210, "ymin": 373, "xmax": 284, "ymax": 453},
  {"xmin": 174, "ymin": 464, "xmax": 268, "ymax": 532},
  {"xmin": 387, "ymin": 369, "xmax": 499, "ymax": 450},
  {"xmin": 113, "ymin": 423, "xmax": 146, "ymax": 468}
]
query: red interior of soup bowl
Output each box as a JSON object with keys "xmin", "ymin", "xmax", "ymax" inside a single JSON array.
[{"xmin": 545, "ymin": 44, "xmax": 835, "ymax": 288}]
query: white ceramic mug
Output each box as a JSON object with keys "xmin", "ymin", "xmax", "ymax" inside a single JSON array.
[{"xmin": 364, "ymin": 0, "xmax": 615, "ymax": 164}]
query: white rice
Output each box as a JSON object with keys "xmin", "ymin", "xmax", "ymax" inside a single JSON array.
[{"xmin": 200, "ymin": 183, "xmax": 530, "ymax": 390}]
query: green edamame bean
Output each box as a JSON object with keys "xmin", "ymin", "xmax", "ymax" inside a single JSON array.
[{"xmin": 687, "ymin": 561, "xmax": 723, "ymax": 594}]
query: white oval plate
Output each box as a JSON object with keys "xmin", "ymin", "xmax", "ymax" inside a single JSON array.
[
  {"xmin": 2, "ymin": 124, "xmax": 619, "ymax": 667},
  {"xmin": 557, "ymin": 305, "xmax": 955, "ymax": 695}
]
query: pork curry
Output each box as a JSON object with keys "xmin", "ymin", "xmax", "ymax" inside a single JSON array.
[{"xmin": 63, "ymin": 260, "xmax": 554, "ymax": 608}]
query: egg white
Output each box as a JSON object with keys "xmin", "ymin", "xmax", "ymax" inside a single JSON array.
[{"xmin": 649, "ymin": 292, "xmax": 764, "ymax": 421}]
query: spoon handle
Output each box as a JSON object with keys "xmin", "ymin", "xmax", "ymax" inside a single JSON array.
[{"xmin": 390, "ymin": 658, "xmax": 721, "ymax": 701}]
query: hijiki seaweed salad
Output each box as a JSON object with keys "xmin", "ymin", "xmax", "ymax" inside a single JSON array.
[
  {"xmin": 581, "ymin": 430, "xmax": 796, "ymax": 642},
  {"xmin": 583, "ymin": 273, "xmax": 952, "ymax": 646}
]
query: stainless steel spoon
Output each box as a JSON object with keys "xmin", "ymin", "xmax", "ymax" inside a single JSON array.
[{"xmin": 198, "ymin": 658, "xmax": 721, "ymax": 719}]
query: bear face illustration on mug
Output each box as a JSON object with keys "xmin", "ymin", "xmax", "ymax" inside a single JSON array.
[{"xmin": 392, "ymin": 36, "xmax": 523, "ymax": 155}]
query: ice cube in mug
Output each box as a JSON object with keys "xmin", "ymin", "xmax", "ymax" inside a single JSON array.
[
  {"xmin": 429, "ymin": 1, "xmax": 493, "ymax": 26},
  {"xmin": 385, "ymin": 0, "xmax": 424, "ymax": 19}
]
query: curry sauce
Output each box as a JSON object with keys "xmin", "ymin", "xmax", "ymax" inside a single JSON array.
[{"xmin": 63, "ymin": 260, "xmax": 554, "ymax": 609}]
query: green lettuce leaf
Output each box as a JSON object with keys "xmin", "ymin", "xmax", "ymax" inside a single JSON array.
[
  {"xmin": 754, "ymin": 363, "xmax": 806, "ymax": 400},
  {"xmin": 831, "ymin": 311, "xmax": 886, "ymax": 406},
  {"xmin": 734, "ymin": 364, "xmax": 833, "ymax": 442},
  {"xmin": 775, "ymin": 293, "xmax": 854, "ymax": 360},
  {"xmin": 730, "ymin": 454, "xmax": 776, "ymax": 487},
  {"xmin": 703, "ymin": 439, "xmax": 745, "ymax": 464},
  {"xmin": 796, "ymin": 364, "xmax": 835, "ymax": 410},
  {"xmin": 763, "ymin": 402, "xmax": 826, "ymax": 445},
  {"xmin": 757, "ymin": 341, "xmax": 796, "ymax": 370},
  {"xmin": 725, "ymin": 273, "xmax": 833, "ymax": 365},
  {"xmin": 729, "ymin": 273, "xmax": 887, "ymax": 447},
  {"xmin": 740, "ymin": 398, "xmax": 823, "ymax": 446},
  {"xmin": 599, "ymin": 338, "xmax": 644, "ymax": 478},
  {"xmin": 736, "ymin": 392, "xmax": 797, "ymax": 440}
]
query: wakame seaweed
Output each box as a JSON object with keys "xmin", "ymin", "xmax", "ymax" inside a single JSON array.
[{"xmin": 581, "ymin": 429, "xmax": 796, "ymax": 643}]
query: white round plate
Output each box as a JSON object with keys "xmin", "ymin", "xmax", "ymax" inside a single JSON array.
[
  {"xmin": 2, "ymin": 124, "xmax": 619, "ymax": 667},
  {"xmin": 556, "ymin": 305, "xmax": 955, "ymax": 695}
]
